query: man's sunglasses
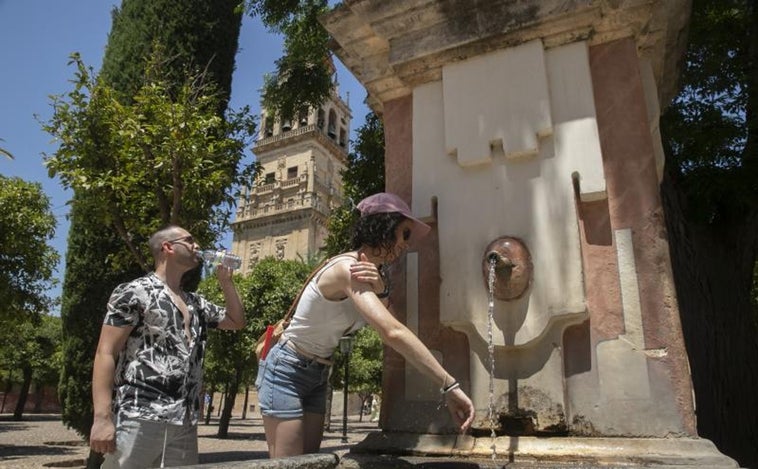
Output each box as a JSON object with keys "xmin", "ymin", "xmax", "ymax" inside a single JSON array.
[{"xmin": 167, "ymin": 235, "xmax": 195, "ymax": 245}]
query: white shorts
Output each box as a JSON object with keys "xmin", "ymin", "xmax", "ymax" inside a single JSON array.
[{"xmin": 101, "ymin": 415, "xmax": 198, "ymax": 468}]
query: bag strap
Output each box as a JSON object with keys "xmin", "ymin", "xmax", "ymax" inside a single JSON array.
[{"xmin": 281, "ymin": 257, "xmax": 331, "ymax": 324}]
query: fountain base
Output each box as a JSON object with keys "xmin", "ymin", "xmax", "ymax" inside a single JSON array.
[{"xmin": 344, "ymin": 432, "xmax": 739, "ymax": 468}]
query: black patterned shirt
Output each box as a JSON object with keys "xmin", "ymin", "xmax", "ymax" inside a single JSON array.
[{"xmin": 104, "ymin": 273, "xmax": 225, "ymax": 425}]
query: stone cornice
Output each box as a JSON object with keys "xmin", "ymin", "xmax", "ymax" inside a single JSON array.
[
  {"xmin": 231, "ymin": 206, "xmax": 329, "ymax": 232},
  {"xmin": 321, "ymin": 0, "xmax": 690, "ymax": 112},
  {"xmin": 253, "ymin": 124, "xmax": 349, "ymax": 165}
]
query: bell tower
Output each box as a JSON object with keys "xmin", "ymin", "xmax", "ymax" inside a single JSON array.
[{"xmin": 230, "ymin": 80, "xmax": 351, "ymax": 273}]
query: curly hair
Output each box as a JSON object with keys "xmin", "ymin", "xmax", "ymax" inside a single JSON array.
[{"xmin": 350, "ymin": 212, "xmax": 406, "ymax": 252}]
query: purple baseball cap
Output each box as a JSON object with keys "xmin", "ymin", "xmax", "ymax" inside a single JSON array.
[{"xmin": 356, "ymin": 192, "xmax": 431, "ymax": 246}]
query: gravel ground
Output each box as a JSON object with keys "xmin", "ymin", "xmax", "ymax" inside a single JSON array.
[{"xmin": 0, "ymin": 413, "xmax": 378, "ymax": 468}]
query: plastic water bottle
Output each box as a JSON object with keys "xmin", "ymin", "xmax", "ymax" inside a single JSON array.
[{"xmin": 198, "ymin": 250, "xmax": 242, "ymax": 270}]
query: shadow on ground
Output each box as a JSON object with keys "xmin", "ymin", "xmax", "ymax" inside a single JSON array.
[
  {"xmin": 0, "ymin": 442, "xmax": 84, "ymax": 461},
  {"xmin": 198, "ymin": 450, "xmax": 270, "ymax": 464}
]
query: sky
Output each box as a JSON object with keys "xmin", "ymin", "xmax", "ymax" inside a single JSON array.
[{"xmin": 0, "ymin": 1, "xmax": 369, "ymax": 311}]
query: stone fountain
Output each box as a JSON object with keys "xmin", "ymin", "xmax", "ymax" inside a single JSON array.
[{"xmin": 321, "ymin": 1, "xmax": 739, "ymax": 467}]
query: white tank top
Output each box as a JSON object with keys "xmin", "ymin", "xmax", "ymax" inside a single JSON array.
[{"xmin": 281, "ymin": 255, "xmax": 366, "ymax": 358}]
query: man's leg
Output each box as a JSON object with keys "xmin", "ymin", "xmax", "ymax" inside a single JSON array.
[
  {"xmin": 159, "ymin": 421, "xmax": 198, "ymax": 467},
  {"xmin": 101, "ymin": 418, "xmax": 165, "ymax": 469}
]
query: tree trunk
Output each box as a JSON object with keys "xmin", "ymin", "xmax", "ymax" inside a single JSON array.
[
  {"xmin": 661, "ymin": 172, "xmax": 758, "ymax": 468},
  {"xmin": 217, "ymin": 369, "xmax": 242, "ymax": 438},
  {"xmin": 217, "ymin": 383, "xmax": 226, "ymax": 417},
  {"xmin": 33, "ymin": 380, "xmax": 43, "ymax": 413},
  {"xmin": 13, "ymin": 366, "xmax": 33, "ymax": 420},
  {"xmin": 241, "ymin": 384, "xmax": 250, "ymax": 420},
  {"xmin": 1, "ymin": 371, "xmax": 12, "ymax": 413}
]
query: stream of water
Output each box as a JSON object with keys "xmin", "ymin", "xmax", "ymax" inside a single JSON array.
[{"xmin": 487, "ymin": 258, "xmax": 497, "ymax": 460}]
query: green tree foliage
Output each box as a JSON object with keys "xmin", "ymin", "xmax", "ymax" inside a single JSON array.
[
  {"xmin": 0, "ymin": 175, "xmax": 59, "ymax": 324},
  {"xmin": 662, "ymin": 1, "xmax": 754, "ymax": 220},
  {"xmin": 331, "ymin": 326, "xmax": 383, "ymax": 420},
  {"xmin": 43, "ymin": 53, "xmax": 257, "ymax": 272},
  {"xmin": 100, "ymin": 0, "xmax": 242, "ymax": 110},
  {"xmin": 659, "ymin": 0, "xmax": 757, "ymax": 465},
  {"xmin": 246, "ymin": 0, "xmax": 333, "ymax": 120},
  {"xmin": 30, "ymin": 316, "xmax": 64, "ymax": 416},
  {"xmin": 244, "ymin": 257, "xmax": 318, "ymax": 338},
  {"xmin": 0, "ymin": 314, "xmax": 62, "ymax": 420},
  {"xmin": 324, "ymin": 112, "xmax": 385, "ymax": 256}
]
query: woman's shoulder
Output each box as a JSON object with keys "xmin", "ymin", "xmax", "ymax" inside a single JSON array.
[
  {"xmin": 330, "ymin": 251, "xmax": 359, "ymax": 262},
  {"xmin": 323, "ymin": 253, "xmax": 357, "ymax": 274},
  {"xmin": 316, "ymin": 253, "xmax": 357, "ymax": 290},
  {"xmin": 320, "ymin": 252, "xmax": 358, "ymax": 271}
]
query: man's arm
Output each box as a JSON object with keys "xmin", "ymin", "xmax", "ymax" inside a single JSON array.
[
  {"xmin": 90, "ymin": 324, "xmax": 132, "ymax": 454},
  {"xmin": 215, "ymin": 265, "xmax": 246, "ymax": 330}
]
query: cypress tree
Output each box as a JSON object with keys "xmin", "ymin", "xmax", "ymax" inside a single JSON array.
[{"xmin": 100, "ymin": 0, "xmax": 242, "ymax": 110}]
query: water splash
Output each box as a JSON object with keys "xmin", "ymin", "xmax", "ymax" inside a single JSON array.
[{"xmin": 487, "ymin": 257, "xmax": 497, "ymax": 460}]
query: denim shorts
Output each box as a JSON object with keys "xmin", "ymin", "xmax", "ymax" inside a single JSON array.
[{"xmin": 256, "ymin": 341, "xmax": 331, "ymax": 419}]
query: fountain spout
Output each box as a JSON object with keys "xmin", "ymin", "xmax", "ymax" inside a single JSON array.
[
  {"xmin": 482, "ymin": 237, "xmax": 532, "ymax": 301},
  {"xmin": 487, "ymin": 250, "xmax": 514, "ymax": 270}
]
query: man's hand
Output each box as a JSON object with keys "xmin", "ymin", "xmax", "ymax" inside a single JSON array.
[
  {"xmin": 216, "ymin": 264, "xmax": 246, "ymax": 330},
  {"xmin": 90, "ymin": 415, "xmax": 117, "ymax": 454},
  {"xmin": 215, "ymin": 263, "xmax": 234, "ymax": 285}
]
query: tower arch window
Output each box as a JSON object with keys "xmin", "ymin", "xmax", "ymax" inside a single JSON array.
[
  {"xmin": 328, "ymin": 109, "xmax": 337, "ymax": 139},
  {"xmin": 317, "ymin": 108, "xmax": 325, "ymax": 131},
  {"xmin": 264, "ymin": 116, "xmax": 273, "ymax": 137},
  {"xmin": 298, "ymin": 107, "xmax": 309, "ymax": 127}
]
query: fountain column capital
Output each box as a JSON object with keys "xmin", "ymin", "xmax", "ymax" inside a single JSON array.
[{"xmin": 321, "ymin": 0, "xmax": 690, "ymax": 112}]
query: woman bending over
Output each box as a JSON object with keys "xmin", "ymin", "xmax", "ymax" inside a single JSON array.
[{"xmin": 255, "ymin": 192, "xmax": 475, "ymax": 458}]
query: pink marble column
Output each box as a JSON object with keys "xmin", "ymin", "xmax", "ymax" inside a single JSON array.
[
  {"xmin": 573, "ymin": 37, "xmax": 696, "ymax": 434},
  {"xmin": 381, "ymin": 95, "xmax": 471, "ymax": 432}
]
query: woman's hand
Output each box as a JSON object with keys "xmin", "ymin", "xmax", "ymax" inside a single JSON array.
[
  {"xmin": 445, "ymin": 387, "xmax": 475, "ymax": 433},
  {"xmin": 350, "ymin": 253, "xmax": 385, "ymax": 295}
]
